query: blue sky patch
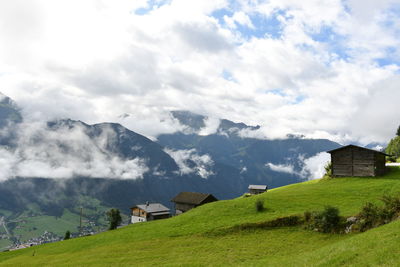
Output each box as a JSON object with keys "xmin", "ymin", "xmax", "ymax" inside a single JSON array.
[
  {"xmin": 133, "ymin": 0, "xmax": 171, "ymax": 15},
  {"xmin": 309, "ymin": 25, "xmax": 351, "ymax": 62},
  {"xmin": 211, "ymin": 8, "xmax": 285, "ymax": 40},
  {"xmin": 222, "ymin": 69, "xmax": 236, "ymax": 82},
  {"xmin": 294, "ymin": 94, "xmax": 306, "ymax": 104},
  {"xmin": 375, "ymin": 47, "xmax": 399, "ymax": 67},
  {"xmin": 241, "ymin": 12, "xmax": 283, "ymax": 39},
  {"xmin": 268, "ymin": 89, "xmax": 286, "ymax": 97}
]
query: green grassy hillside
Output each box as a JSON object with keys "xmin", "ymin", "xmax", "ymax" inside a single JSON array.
[{"xmin": 1, "ymin": 167, "xmax": 400, "ymax": 266}]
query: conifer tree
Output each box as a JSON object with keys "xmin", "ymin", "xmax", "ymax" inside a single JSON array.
[{"xmin": 107, "ymin": 208, "xmax": 122, "ymax": 230}]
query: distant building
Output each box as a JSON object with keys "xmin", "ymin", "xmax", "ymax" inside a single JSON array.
[
  {"xmin": 248, "ymin": 185, "xmax": 268, "ymax": 195},
  {"xmin": 171, "ymin": 192, "xmax": 218, "ymax": 215},
  {"xmin": 327, "ymin": 145, "xmax": 389, "ymax": 177},
  {"xmin": 130, "ymin": 203, "xmax": 170, "ymax": 224}
]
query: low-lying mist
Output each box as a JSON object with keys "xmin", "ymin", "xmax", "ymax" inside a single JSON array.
[{"xmin": 0, "ymin": 120, "xmax": 149, "ymax": 181}]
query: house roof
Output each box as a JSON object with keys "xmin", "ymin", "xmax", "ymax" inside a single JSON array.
[
  {"xmin": 131, "ymin": 203, "xmax": 170, "ymax": 214},
  {"xmin": 171, "ymin": 192, "xmax": 217, "ymax": 205},
  {"xmin": 248, "ymin": 185, "xmax": 268, "ymax": 190},
  {"xmin": 327, "ymin": 144, "xmax": 390, "ymax": 156}
]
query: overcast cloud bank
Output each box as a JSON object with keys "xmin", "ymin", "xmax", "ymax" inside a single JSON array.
[{"xmin": 0, "ymin": 0, "xmax": 399, "ymax": 144}]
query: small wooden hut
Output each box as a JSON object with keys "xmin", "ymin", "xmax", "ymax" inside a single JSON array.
[
  {"xmin": 327, "ymin": 145, "xmax": 389, "ymax": 177},
  {"xmin": 171, "ymin": 192, "xmax": 218, "ymax": 215},
  {"xmin": 248, "ymin": 185, "xmax": 268, "ymax": 195}
]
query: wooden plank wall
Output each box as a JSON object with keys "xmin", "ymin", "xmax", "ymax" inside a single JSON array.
[
  {"xmin": 332, "ymin": 149, "xmax": 353, "ymax": 176},
  {"xmin": 249, "ymin": 189, "xmax": 266, "ymax": 195},
  {"xmin": 131, "ymin": 207, "xmax": 146, "ymax": 218},
  {"xmin": 375, "ymin": 153, "xmax": 386, "ymax": 176},
  {"xmin": 352, "ymin": 147, "xmax": 375, "ymax": 176},
  {"xmin": 152, "ymin": 214, "xmax": 170, "ymax": 220},
  {"xmin": 331, "ymin": 147, "xmax": 378, "ymax": 177},
  {"xmin": 175, "ymin": 203, "xmax": 196, "ymax": 213}
]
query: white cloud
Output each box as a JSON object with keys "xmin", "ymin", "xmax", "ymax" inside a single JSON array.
[
  {"xmin": 266, "ymin": 152, "xmax": 331, "ymax": 180},
  {"xmin": 300, "ymin": 152, "xmax": 331, "ymax": 180},
  {"xmin": 266, "ymin": 162, "xmax": 297, "ymax": 174},
  {"xmin": 164, "ymin": 148, "xmax": 214, "ymax": 178},
  {"xmin": 238, "ymin": 127, "xmax": 268, "ymax": 139},
  {"xmin": 224, "ymin": 11, "xmax": 255, "ymax": 29},
  {"xmin": 198, "ymin": 117, "xmax": 221, "ymax": 136},
  {"xmin": 0, "ymin": 121, "xmax": 149, "ymax": 181},
  {"xmin": 0, "ymin": 0, "xmax": 399, "ymax": 144}
]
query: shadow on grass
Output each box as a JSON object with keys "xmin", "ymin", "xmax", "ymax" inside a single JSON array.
[{"xmin": 204, "ymin": 215, "xmax": 303, "ymax": 237}]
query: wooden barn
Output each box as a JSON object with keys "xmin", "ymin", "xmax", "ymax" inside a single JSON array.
[
  {"xmin": 248, "ymin": 185, "xmax": 268, "ymax": 195},
  {"xmin": 171, "ymin": 192, "xmax": 218, "ymax": 215},
  {"xmin": 327, "ymin": 145, "xmax": 389, "ymax": 177},
  {"xmin": 130, "ymin": 202, "xmax": 170, "ymax": 224}
]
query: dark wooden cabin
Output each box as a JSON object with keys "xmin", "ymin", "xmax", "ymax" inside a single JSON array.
[
  {"xmin": 248, "ymin": 185, "xmax": 268, "ymax": 195},
  {"xmin": 327, "ymin": 145, "xmax": 389, "ymax": 177},
  {"xmin": 171, "ymin": 192, "xmax": 218, "ymax": 215}
]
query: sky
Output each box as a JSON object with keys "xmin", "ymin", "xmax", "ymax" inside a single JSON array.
[{"xmin": 0, "ymin": 0, "xmax": 400, "ymax": 144}]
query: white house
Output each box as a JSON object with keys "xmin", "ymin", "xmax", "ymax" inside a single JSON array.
[{"xmin": 130, "ymin": 202, "xmax": 170, "ymax": 224}]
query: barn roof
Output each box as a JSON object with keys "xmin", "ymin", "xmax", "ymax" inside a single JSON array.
[
  {"xmin": 171, "ymin": 192, "xmax": 217, "ymax": 205},
  {"xmin": 248, "ymin": 185, "xmax": 268, "ymax": 190},
  {"xmin": 327, "ymin": 144, "xmax": 390, "ymax": 156},
  {"xmin": 131, "ymin": 203, "xmax": 170, "ymax": 214}
]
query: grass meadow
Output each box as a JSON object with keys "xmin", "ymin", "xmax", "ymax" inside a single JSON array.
[{"xmin": 1, "ymin": 167, "xmax": 400, "ymax": 266}]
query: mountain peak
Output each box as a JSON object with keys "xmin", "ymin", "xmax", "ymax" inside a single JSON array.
[
  {"xmin": 171, "ymin": 110, "xmax": 260, "ymax": 136},
  {"xmin": 0, "ymin": 92, "xmax": 23, "ymax": 127},
  {"xmin": 171, "ymin": 110, "xmax": 206, "ymax": 131},
  {"xmin": 0, "ymin": 92, "xmax": 18, "ymax": 108}
]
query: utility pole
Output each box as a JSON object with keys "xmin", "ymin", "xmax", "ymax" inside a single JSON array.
[{"xmin": 79, "ymin": 207, "xmax": 83, "ymax": 236}]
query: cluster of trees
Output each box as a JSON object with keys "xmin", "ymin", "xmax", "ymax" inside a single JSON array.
[{"xmin": 386, "ymin": 125, "xmax": 400, "ymax": 161}]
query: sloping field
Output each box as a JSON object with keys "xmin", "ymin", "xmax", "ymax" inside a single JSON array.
[{"xmin": 1, "ymin": 167, "xmax": 400, "ymax": 266}]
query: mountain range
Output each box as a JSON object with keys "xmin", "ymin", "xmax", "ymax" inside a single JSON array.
[{"xmin": 0, "ymin": 93, "xmax": 341, "ymax": 244}]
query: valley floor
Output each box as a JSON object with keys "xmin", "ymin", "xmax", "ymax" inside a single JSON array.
[{"xmin": 1, "ymin": 167, "xmax": 400, "ymax": 266}]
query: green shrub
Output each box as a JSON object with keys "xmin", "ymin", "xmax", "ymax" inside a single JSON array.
[
  {"xmin": 380, "ymin": 194, "xmax": 400, "ymax": 221},
  {"xmin": 255, "ymin": 200, "xmax": 264, "ymax": 212},
  {"xmin": 354, "ymin": 202, "xmax": 380, "ymax": 232},
  {"xmin": 351, "ymin": 195, "xmax": 400, "ymax": 233},
  {"xmin": 323, "ymin": 162, "xmax": 332, "ymax": 178},
  {"xmin": 305, "ymin": 206, "xmax": 345, "ymax": 233},
  {"xmin": 381, "ymin": 194, "xmax": 400, "ymax": 213},
  {"xmin": 304, "ymin": 211, "xmax": 312, "ymax": 222}
]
